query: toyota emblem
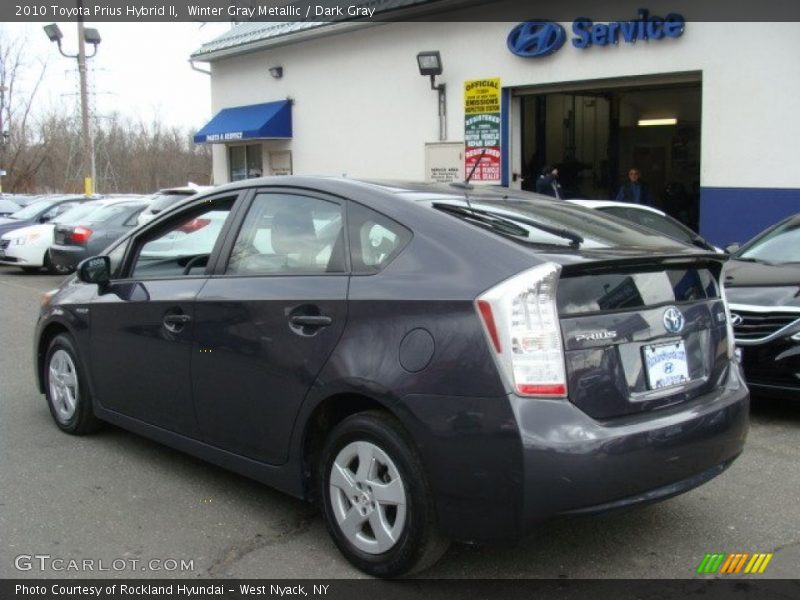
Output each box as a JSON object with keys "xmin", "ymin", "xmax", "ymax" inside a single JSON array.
[{"xmin": 663, "ymin": 306, "xmax": 685, "ymax": 334}]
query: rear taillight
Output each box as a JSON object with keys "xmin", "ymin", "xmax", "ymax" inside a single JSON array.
[
  {"xmin": 70, "ymin": 226, "xmax": 93, "ymax": 244},
  {"xmin": 720, "ymin": 282, "xmax": 735, "ymax": 360},
  {"xmin": 476, "ymin": 262, "xmax": 567, "ymax": 398},
  {"xmin": 177, "ymin": 218, "xmax": 210, "ymax": 233}
]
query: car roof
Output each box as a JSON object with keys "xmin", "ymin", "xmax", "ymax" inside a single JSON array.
[{"xmin": 208, "ymin": 176, "xmax": 564, "ymax": 206}]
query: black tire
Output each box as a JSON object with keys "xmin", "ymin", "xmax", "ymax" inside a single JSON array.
[
  {"xmin": 319, "ymin": 410, "xmax": 449, "ymax": 577},
  {"xmin": 43, "ymin": 333, "xmax": 102, "ymax": 435},
  {"xmin": 43, "ymin": 251, "xmax": 68, "ymax": 275}
]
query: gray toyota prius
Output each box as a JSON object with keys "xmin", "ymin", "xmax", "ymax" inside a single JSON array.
[{"xmin": 34, "ymin": 177, "xmax": 748, "ymax": 577}]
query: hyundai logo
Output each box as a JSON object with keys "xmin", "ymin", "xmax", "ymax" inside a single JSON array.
[
  {"xmin": 507, "ymin": 21, "xmax": 566, "ymax": 58},
  {"xmin": 730, "ymin": 313, "xmax": 744, "ymax": 327},
  {"xmin": 663, "ymin": 307, "xmax": 685, "ymax": 334}
]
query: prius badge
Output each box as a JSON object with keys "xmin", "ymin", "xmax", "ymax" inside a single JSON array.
[{"xmin": 663, "ymin": 306, "xmax": 685, "ymax": 334}]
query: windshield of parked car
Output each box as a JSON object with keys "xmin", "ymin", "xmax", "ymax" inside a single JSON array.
[
  {"xmin": 0, "ymin": 199, "xmax": 20, "ymax": 213},
  {"xmin": 430, "ymin": 197, "xmax": 689, "ymax": 250},
  {"xmin": 737, "ymin": 217, "xmax": 800, "ymax": 263},
  {"xmin": 8, "ymin": 198, "xmax": 61, "ymax": 220}
]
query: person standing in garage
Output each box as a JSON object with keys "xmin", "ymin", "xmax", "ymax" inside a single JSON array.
[
  {"xmin": 536, "ymin": 165, "xmax": 563, "ymax": 198},
  {"xmin": 616, "ymin": 167, "xmax": 653, "ymax": 205}
]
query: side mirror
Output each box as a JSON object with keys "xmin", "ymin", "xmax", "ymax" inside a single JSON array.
[
  {"xmin": 77, "ymin": 256, "xmax": 111, "ymax": 286},
  {"xmin": 39, "ymin": 215, "xmax": 52, "ymax": 223},
  {"xmin": 724, "ymin": 243, "xmax": 741, "ymax": 254}
]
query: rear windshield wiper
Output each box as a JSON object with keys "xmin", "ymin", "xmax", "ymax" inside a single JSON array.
[
  {"xmin": 434, "ymin": 203, "xmax": 584, "ymax": 248},
  {"xmin": 434, "ymin": 203, "xmax": 529, "ymax": 238}
]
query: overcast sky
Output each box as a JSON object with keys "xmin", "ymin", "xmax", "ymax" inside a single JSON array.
[{"xmin": 4, "ymin": 22, "xmax": 232, "ymax": 132}]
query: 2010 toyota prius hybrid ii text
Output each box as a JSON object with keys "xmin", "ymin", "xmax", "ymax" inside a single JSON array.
[{"xmin": 34, "ymin": 178, "xmax": 748, "ymax": 577}]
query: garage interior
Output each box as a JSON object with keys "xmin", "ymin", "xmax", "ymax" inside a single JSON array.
[{"xmin": 518, "ymin": 76, "xmax": 702, "ymax": 230}]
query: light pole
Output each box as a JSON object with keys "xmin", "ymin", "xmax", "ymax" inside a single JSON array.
[{"xmin": 43, "ymin": 4, "xmax": 101, "ymax": 196}]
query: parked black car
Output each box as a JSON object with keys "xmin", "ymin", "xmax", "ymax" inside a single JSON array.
[
  {"xmin": 0, "ymin": 195, "xmax": 88, "ymax": 238},
  {"xmin": 34, "ymin": 178, "xmax": 748, "ymax": 576},
  {"xmin": 724, "ymin": 213, "xmax": 800, "ymax": 400},
  {"xmin": 49, "ymin": 199, "xmax": 148, "ymax": 272}
]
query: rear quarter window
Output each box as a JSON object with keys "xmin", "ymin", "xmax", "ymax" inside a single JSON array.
[{"xmin": 348, "ymin": 202, "xmax": 411, "ymax": 274}]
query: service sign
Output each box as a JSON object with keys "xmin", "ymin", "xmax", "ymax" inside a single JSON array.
[{"xmin": 464, "ymin": 78, "xmax": 501, "ymax": 184}]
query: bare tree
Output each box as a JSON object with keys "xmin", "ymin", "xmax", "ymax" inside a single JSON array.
[
  {"xmin": 0, "ymin": 28, "xmax": 211, "ymax": 194},
  {"xmin": 0, "ymin": 30, "xmax": 51, "ymax": 191}
]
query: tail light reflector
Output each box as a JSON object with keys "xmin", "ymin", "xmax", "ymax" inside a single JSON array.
[
  {"xmin": 177, "ymin": 218, "xmax": 210, "ymax": 234},
  {"xmin": 70, "ymin": 226, "xmax": 93, "ymax": 244},
  {"xmin": 476, "ymin": 262, "xmax": 567, "ymax": 398}
]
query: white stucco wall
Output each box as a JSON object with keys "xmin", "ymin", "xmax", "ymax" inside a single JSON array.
[{"xmin": 205, "ymin": 20, "xmax": 800, "ymax": 188}]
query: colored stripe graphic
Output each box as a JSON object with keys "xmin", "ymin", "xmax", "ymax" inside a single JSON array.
[
  {"xmin": 744, "ymin": 553, "xmax": 773, "ymax": 574},
  {"xmin": 720, "ymin": 553, "xmax": 749, "ymax": 574},
  {"xmin": 697, "ymin": 553, "xmax": 726, "ymax": 574},
  {"xmin": 697, "ymin": 552, "xmax": 773, "ymax": 574}
]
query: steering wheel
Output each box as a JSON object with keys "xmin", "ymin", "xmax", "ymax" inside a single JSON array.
[{"xmin": 182, "ymin": 254, "xmax": 209, "ymax": 275}]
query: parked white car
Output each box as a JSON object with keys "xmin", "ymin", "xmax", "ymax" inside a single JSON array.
[
  {"xmin": 136, "ymin": 184, "xmax": 214, "ymax": 226},
  {"xmin": 567, "ymin": 199, "xmax": 722, "ymax": 252},
  {"xmin": 0, "ymin": 198, "xmax": 139, "ymax": 273}
]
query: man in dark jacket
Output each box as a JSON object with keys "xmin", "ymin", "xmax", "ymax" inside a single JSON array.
[
  {"xmin": 616, "ymin": 167, "xmax": 653, "ymax": 204},
  {"xmin": 535, "ymin": 165, "xmax": 563, "ymax": 198}
]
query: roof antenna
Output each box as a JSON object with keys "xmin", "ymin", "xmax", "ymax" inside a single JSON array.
[
  {"xmin": 450, "ymin": 147, "xmax": 487, "ymax": 208},
  {"xmin": 465, "ymin": 148, "xmax": 486, "ymax": 186}
]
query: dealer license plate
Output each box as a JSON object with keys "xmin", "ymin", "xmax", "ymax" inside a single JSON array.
[{"xmin": 644, "ymin": 341, "xmax": 689, "ymax": 390}]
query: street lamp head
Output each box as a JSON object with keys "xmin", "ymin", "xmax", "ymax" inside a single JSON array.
[
  {"xmin": 416, "ymin": 51, "xmax": 443, "ymax": 77},
  {"xmin": 83, "ymin": 28, "xmax": 102, "ymax": 45},
  {"xmin": 43, "ymin": 23, "xmax": 63, "ymax": 43}
]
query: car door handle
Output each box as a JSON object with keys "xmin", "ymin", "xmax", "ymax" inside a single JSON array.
[
  {"xmin": 289, "ymin": 315, "xmax": 332, "ymax": 327},
  {"xmin": 163, "ymin": 313, "xmax": 192, "ymax": 333}
]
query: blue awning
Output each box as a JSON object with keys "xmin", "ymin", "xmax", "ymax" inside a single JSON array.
[{"xmin": 193, "ymin": 100, "xmax": 292, "ymax": 144}]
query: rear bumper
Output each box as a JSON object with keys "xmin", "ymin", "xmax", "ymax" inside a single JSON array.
[
  {"xmin": 401, "ymin": 361, "xmax": 748, "ymax": 542},
  {"xmin": 49, "ymin": 245, "xmax": 89, "ymax": 271},
  {"xmin": 513, "ymin": 362, "xmax": 749, "ymax": 530}
]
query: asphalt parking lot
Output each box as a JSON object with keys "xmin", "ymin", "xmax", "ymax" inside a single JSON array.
[{"xmin": 1, "ymin": 267, "xmax": 798, "ymax": 580}]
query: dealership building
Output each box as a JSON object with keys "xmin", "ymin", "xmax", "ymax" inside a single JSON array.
[{"xmin": 190, "ymin": 1, "xmax": 800, "ymax": 245}]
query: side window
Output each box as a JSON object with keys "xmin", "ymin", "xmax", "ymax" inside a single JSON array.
[
  {"xmin": 348, "ymin": 202, "xmax": 411, "ymax": 274},
  {"xmin": 129, "ymin": 198, "xmax": 234, "ymax": 279},
  {"xmin": 225, "ymin": 193, "xmax": 345, "ymax": 276}
]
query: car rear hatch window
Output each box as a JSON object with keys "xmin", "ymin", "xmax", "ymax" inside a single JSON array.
[
  {"xmin": 556, "ymin": 259, "xmax": 729, "ymax": 418},
  {"xmin": 431, "ymin": 196, "xmax": 731, "ymax": 419}
]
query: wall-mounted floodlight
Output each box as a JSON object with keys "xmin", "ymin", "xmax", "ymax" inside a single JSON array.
[
  {"xmin": 43, "ymin": 23, "xmax": 63, "ymax": 43},
  {"xmin": 417, "ymin": 51, "xmax": 443, "ymax": 77},
  {"xmin": 269, "ymin": 66, "xmax": 283, "ymax": 79},
  {"xmin": 416, "ymin": 51, "xmax": 446, "ymax": 141}
]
